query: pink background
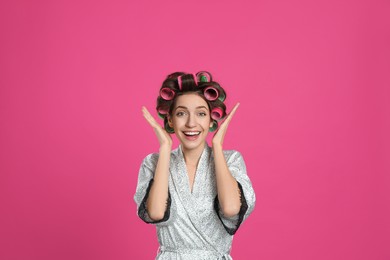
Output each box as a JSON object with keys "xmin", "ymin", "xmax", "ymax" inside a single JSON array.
[{"xmin": 1, "ymin": 0, "xmax": 389, "ymax": 259}]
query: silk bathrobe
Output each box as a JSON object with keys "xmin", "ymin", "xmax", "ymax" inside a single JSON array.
[{"xmin": 134, "ymin": 144, "xmax": 255, "ymax": 259}]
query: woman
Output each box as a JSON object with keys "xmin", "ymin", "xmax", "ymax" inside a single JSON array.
[{"xmin": 134, "ymin": 71, "xmax": 255, "ymax": 259}]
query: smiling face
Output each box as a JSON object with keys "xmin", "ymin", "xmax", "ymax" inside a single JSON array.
[{"xmin": 168, "ymin": 93, "xmax": 213, "ymax": 152}]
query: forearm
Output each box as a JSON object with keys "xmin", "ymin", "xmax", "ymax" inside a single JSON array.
[
  {"xmin": 213, "ymin": 145, "xmax": 241, "ymax": 217},
  {"xmin": 146, "ymin": 145, "xmax": 171, "ymax": 220}
]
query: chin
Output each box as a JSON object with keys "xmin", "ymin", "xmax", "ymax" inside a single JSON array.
[
  {"xmin": 178, "ymin": 135, "xmax": 207, "ymax": 151},
  {"xmin": 181, "ymin": 142, "xmax": 202, "ymax": 151}
]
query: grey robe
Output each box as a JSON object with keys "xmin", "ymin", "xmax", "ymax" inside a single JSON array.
[{"xmin": 134, "ymin": 144, "xmax": 256, "ymax": 259}]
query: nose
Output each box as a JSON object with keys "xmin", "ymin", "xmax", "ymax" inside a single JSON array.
[{"xmin": 185, "ymin": 113, "xmax": 196, "ymax": 128}]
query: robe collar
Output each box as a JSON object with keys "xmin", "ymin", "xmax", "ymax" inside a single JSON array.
[{"xmin": 172, "ymin": 141, "xmax": 212, "ymax": 197}]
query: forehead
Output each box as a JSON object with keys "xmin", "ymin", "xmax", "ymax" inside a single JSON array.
[{"xmin": 174, "ymin": 93, "xmax": 209, "ymax": 109}]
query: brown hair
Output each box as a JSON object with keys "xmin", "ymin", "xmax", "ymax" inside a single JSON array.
[{"xmin": 156, "ymin": 71, "xmax": 227, "ymax": 133}]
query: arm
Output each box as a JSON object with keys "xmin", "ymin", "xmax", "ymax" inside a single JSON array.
[
  {"xmin": 212, "ymin": 103, "xmax": 242, "ymax": 217},
  {"xmin": 214, "ymin": 151, "xmax": 255, "ymax": 235},
  {"xmin": 213, "ymin": 145, "xmax": 242, "ymax": 217},
  {"xmin": 211, "ymin": 102, "xmax": 256, "ymax": 235},
  {"xmin": 142, "ymin": 106, "xmax": 172, "ymax": 221},
  {"xmin": 146, "ymin": 145, "xmax": 171, "ymax": 220}
]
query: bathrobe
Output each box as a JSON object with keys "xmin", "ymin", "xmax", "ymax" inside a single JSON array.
[{"xmin": 134, "ymin": 144, "xmax": 255, "ymax": 259}]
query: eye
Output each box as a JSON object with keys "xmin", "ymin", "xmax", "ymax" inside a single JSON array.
[
  {"xmin": 176, "ymin": 111, "xmax": 186, "ymax": 117},
  {"xmin": 198, "ymin": 112, "xmax": 207, "ymax": 117}
]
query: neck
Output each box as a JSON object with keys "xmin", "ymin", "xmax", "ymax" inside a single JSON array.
[{"xmin": 181, "ymin": 142, "xmax": 206, "ymax": 166}]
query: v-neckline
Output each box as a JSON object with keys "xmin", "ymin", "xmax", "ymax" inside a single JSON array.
[
  {"xmin": 185, "ymin": 164, "xmax": 197, "ymax": 193},
  {"xmin": 179, "ymin": 144, "xmax": 210, "ymax": 195}
]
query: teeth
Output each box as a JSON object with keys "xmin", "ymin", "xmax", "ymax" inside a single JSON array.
[{"xmin": 183, "ymin": 131, "xmax": 200, "ymax": 136}]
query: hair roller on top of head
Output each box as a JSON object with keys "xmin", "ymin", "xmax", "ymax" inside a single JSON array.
[
  {"xmin": 192, "ymin": 73, "xmax": 198, "ymax": 86},
  {"xmin": 177, "ymin": 73, "xmax": 198, "ymax": 91},
  {"xmin": 177, "ymin": 76, "xmax": 183, "ymax": 90},
  {"xmin": 196, "ymin": 71, "xmax": 212, "ymax": 83}
]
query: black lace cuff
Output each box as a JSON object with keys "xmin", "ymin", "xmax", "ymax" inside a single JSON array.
[
  {"xmin": 138, "ymin": 179, "xmax": 172, "ymax": 224},
  {"xmin": 214, "ymin": 181, "xmax": 248, "ymax": 235}
]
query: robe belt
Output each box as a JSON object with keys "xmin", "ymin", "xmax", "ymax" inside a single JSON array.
[{"xmin": 158, "ymin": 245, "xmax": 231, "ymax": 259}]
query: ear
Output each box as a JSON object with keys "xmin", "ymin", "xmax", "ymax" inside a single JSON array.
[{"xmin": 167, "ymin": 115, "xmax": 173, "ymax": 127}]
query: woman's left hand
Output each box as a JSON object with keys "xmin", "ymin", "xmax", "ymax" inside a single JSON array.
[{"xmin": 212, "ymin": 103, "xmax": 240, "ymax": 148}]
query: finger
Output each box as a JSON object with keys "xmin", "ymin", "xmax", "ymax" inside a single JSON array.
[
  {"xmin": 142, "ymin": 106, "xmax": 153, "ymax": 118},
  {"xmin": 217, "ymin": 103, "xmax": 239, "ymax": 137},
  {"xmin": 220, "ymin": 103, "xmax": 240, "ymax": 128},
  {"xmin": 142, "ymin": 106, "xmax": 157, "ymax": 124},
  {"xmin": 142, "ymin": 106, "xmax": 159, "ymax": 127},
  {"xmin": 226, "ymin": 103, "xmax": 240, "ymax": 122}
]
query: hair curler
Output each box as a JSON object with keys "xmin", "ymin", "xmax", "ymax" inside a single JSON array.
[
  {"xmin": 209, "ymin": 120, "xmax": 218, "ymax": 132},
  {"xmin": 192, "ymin": 73, "xmax": 198, "ymax": 86},
  {"xmin": 177, "ymin": 74, "xmax": 198, "ymax": 89},
  {"xmin": 157, "ymin": 107, "xmax": 169, "ymax": 118},
  {"xmin": 211, "ymin": 107, "xmax": 224, "ymax": 121},
  {"xmin": 196, "ymin": 71, "xmax": 212, "ymax": 83},
  {"xmin": 177, "ymin": 76, "xmax": 183, "ymax": 90},
  {"xmin": 160, "ymin": 87, "xmax": 176, "ymax": 100},
  {"xmin": 203, "ymin": 86, "xmax": 219, "ymax": 101}
]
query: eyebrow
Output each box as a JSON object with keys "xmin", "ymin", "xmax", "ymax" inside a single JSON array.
[{"xmin": 175, "ymin": 106, "xmax": 209, "ymax": 111}]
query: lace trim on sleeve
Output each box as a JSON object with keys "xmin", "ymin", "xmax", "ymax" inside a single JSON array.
[
  {"xmin": 138, "ymin": 179, "xmax": 172, "ymax": 224},
  {"xmin": 214, "ymin": 181, "xmax": 248, "ymax": 235}
]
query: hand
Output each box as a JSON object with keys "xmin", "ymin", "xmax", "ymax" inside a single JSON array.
[
  {"xmin": 142, "ymin": 106, "xmax": 173, "ymax": 148},
  {"xmin": 212, "ymin": 103, "xmax": 240, "ymax": 148}
]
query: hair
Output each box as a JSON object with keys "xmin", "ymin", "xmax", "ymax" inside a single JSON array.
[{"xmin": 156, "ymin": 71, "xmax": 227, "ymax": 133}]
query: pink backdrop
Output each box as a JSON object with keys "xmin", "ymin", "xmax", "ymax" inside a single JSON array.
[{"xmin": 1, "ymin": 0, "xmax": 389, "ymax": 259}]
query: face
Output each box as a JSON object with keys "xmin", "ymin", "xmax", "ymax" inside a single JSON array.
[{"xmin": 168, "ymin": 93, "xmax": 213, "ymax": 152}]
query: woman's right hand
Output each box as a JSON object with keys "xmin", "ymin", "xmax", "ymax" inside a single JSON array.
[{"xmin": 142, "ymin": 106, "xmax": 172, "ymax": 148}]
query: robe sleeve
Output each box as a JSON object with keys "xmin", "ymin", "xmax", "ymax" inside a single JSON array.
[
  {"xmin": 133, "ymin": 153, "xmax": 176, "ymax": 226},
  {"xmin": 214, "ymin": 151, "xmax": 256, "ymax": 235}
]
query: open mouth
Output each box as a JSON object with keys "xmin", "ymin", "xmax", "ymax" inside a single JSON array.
[{"xmin": 183, "ymin": 131, "xmax": 201, "ymax": 136}]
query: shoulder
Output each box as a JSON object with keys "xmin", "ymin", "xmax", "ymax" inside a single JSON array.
[
  {"xmin": 221, "ymin": 150, "xmax": 247, "ymax": 167},
  {"xmin": 141, "ymin": 152, "xmax": 159, "ymax": 170},
  {"xmin": 222, "ymin": 149, "xmax": 243, "ymax": 161},
  {"xmin": 170, "ymin": 146, "xmax": 181, "ymax": 159},
  {"xmin": 141, "ymin": 147, "xmax": 181, "ymax": 168},
  {"xmin": 222, "ymin": 150, "xmax": 249, "ymax": 177}
]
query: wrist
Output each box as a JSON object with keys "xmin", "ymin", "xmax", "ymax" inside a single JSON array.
[
  {"xmin": 212, "ymin": 143, "xmax": 223, "ymax": 152},
  {"xmin": 159, "ymin": 144, "xmax": 172, "ymax": 152}
]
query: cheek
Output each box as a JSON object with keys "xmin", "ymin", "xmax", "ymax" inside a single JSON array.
[
  {"xmin": 203, "ymin": 118, "xmax": 212, "ymax": 128},
  {"xmin": 172, "ymin": 117, "xmax": 185, "ymax": 128}
]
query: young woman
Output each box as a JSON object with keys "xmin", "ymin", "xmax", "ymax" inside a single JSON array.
[{"xmin": 134, "ymin": 71, "xmax": 255, "ymax": 259}]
